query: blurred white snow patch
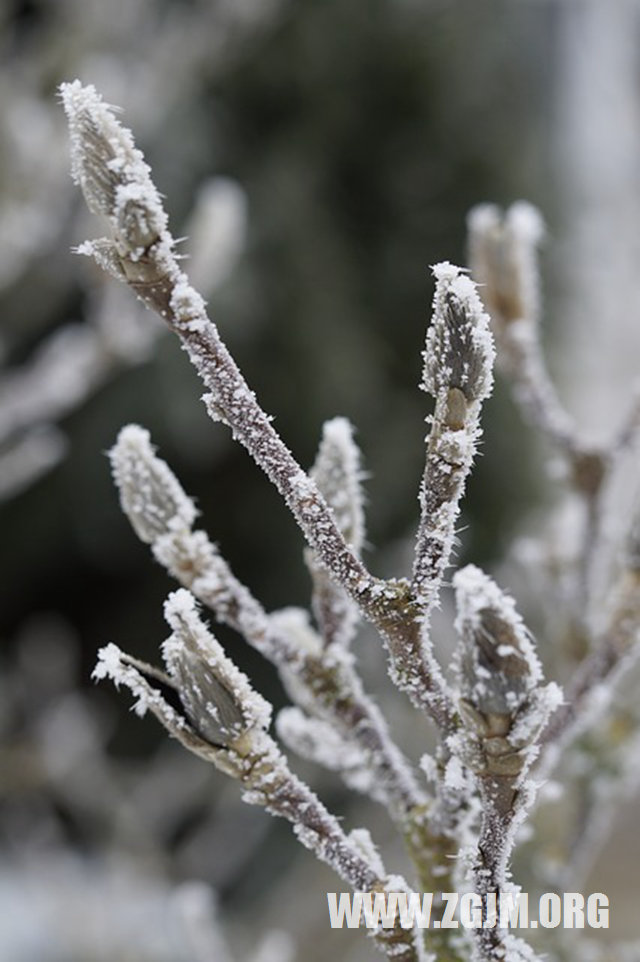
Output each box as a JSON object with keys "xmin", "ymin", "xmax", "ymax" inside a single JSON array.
[
  {"xmin": 172, "ymin": 882, "xmax": 235, "ymax": 962},
  {"xmin": 184, "ymin": 178, "xmax": 248, "ymax": 296},
  {"xmin": 248, "ymin": 929, "xmax": 296, "ymax": 962},
  {"xmin": 0, "ymin": 854, "xmax": 224, "ymax": 962}
]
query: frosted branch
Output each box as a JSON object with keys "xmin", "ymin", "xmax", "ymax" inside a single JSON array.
[
  {"xmin": 61, "ymin": 82, "xmax": 459, "ymax": 734},
  {"xmin": 109, "ymin": 425, "xmax": 426, "ymax": 823},
  {"xmin": 467, "ymin": 201, "xmax": 622, "ymax": 633},
  {"xmin": 276, "ymin": 707, "xmax": 388, "ymax": 802},
  {"xmin": 540, "ymin": 537, "xmax": 640, "ymax": 750},
  {"xmin": 467, "ymin": 202, "xmax": 606, "ymax": 481},
  {"xmin": 451, "ymin": 565, "xmax": 561, "ymax": 961},
  {"xmin": 387, "ymin": 264, "xmax": 496, "ymax": 734},
  {"xmin": 60, "ymin": 81, "xmax": 371, "ymax": 596},
  {"xmin": 413, "ymin": 263, "xmax": 494, "ymax": 606},
  {"xmin": 94, "ymin": 591, "xmax": 424, "ymax": 962},
  {"xmin": 61, "ymin": 82, "xmax": 436, "ymax": 698}
]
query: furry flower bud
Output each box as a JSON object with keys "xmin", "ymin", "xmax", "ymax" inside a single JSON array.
[
  {"xmin": 109, "ymin": 425, "xmax": 197, "ymax": 545},
  {"xmin": 60, "ymin": 81, "xmax": 168, "ymax": 256},
  {"xmin": 423, "ymin": 263, "xmax": 495, "ymax": 407},
  {"xmin": 467, "ymin": 201, "xmax": 544, "ymax": 327},
  {"xmin": 453, "ymin": 565, "xmax": 542, "ymax": 723},
  {"xmin": 162, "ymin": 590, "xmax": 272, "ymax": 747}
]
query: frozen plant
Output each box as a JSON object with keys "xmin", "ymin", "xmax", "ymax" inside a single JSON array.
[{"xmin": 60, "ymin": 82, "xmax": 640, "ymax": 962}]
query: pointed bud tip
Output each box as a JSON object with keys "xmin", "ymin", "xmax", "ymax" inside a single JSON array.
[
  {"xmin": 424, "ymin": 263, "xmax": 495, "ymax": 403},
  {"xmin": 109, "ymin": 426, "xmax": 197, "ymax": 544}
]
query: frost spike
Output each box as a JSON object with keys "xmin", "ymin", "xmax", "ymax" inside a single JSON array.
[
  {"xmin": 453, "ymin": 564, "xmax": 542, "ymax": 719},
  {"xmin": 61, "ymin": 81, "xmax": 168, "ymax": 253},
  {"xmin": 421, "ymin": 262, "xmax": 495, "ymax": 405}
]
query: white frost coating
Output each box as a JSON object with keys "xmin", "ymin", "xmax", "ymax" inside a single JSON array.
[
  {"xmin": 163, "ymin": 589, "xmax": 272, "ymax": 737},
  {"xmin": 508, "ymin": 683, "xmax": 564, "ymax": 749},
  {"xmin": 60, "ymin": 81, "xmax": 168, "ymax": 249},
  {"xmin": 347, "ymin": 828, "xmax": 386, "ymax": 878},
  {"xmin": 466, "ymin": 203, "xmax": 501, "ymax": 237},
  {"xmin": 443, "ymin": 755, "xmax": 467, "ymax": 791},
  {"xmin": 419, "ymin": 753, "xmax": 438, "ymax": 784},
  {"xmin": 93, "ymin": 643, "xmax": 179, "ymax": 723},
  {"xmin": 311, "ymin": 417, "xmax": 366, "ymax": 553},
  {"xmin": 110, "ymin": 424, "xmax": 197, "ymax": 545},
  {"xmin": 499, "ymin": 933, "xmax": 546, "ymax": 962},
  {"xmin": 467, "ymin": 200, "xmax": 544, "ymax": 328},
  {"xmin": 453, "ymin": 564, "xmax": 543, "ymax": 689},
  {"xmin": 305, "ymin": 417, "xmax": 365, "ymax": 648},
  {"xmin": 507, "ymin": 201, "xmax": 545, "ymax": 245},
  {"xmin": 423, "ymin": 262, "xmax": 495, "ymax": 403},
  {"xmin": 276, "ymin": 707, "xmax": 363, "ymax": 771},
  {"xmin": 268, "ymin": 607, "xmax": 323, "ymax": 657},
  {"xmin": 93, "ymin": 642, "xmax": 127, "ymax": 685},
  {"xmin": 170, "ymin": 278, "xmax": 208, "ymax": 326}
]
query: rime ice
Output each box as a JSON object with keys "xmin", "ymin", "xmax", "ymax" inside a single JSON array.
[{"xmin": 62, "ymin": 81, "xmax": 635, "ymax": 962}]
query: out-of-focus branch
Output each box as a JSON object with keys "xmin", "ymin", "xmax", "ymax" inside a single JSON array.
[{"xmin": 467, "ymin": 202, "xmax": 629, "ymax": 632}]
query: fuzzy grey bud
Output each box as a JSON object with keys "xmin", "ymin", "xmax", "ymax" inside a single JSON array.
[
  {"xmin": 467, "ymin": 201, "xmax": 544, "ymax": 327},
  {"xmin": 162, "ymin": 590, "xmax": 272, "ymax": 747},
  {"xmin": 109, "ymin": 425, "xmax": 197, "ymax": 545},
  {"xmin": 423, "ymin": 263, "xmax": 495, "ymax": 406},
  {"xmin": 453, "ymin": 564, "xmax": 543, "ymax": 722},
  {"xmin": 60, "ymin": 81, "xmax": 168, "ymax": 256}
]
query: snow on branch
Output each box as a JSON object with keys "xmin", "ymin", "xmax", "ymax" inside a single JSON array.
[
  {"xmin": 109, "ymin": 425, "xmax": 426, "ymax": 825},
  {"xmin": 61, "ymin": 85, "xmax": 408, "ymax": 657},
  {"xmin": 62, "ymin": 82, "xmax": 640, "ymax": 962},
  {"xmin": 451, "ymin": 565, "xmax": 562, "ymax": 962},
  {"xmin": 94, "ymin": 591, "xmax": 425, "ymax": 962},
  {"xmin": 61, "ymin": 81, "xmax": 459, "ymax": 735},
  {"xmin": 467, "ymin": 201, "xmax": 605, "ymax": 482},
  {"xmin": 412, "ymin": 264, "xmax": 494, "ymax": 608}
]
